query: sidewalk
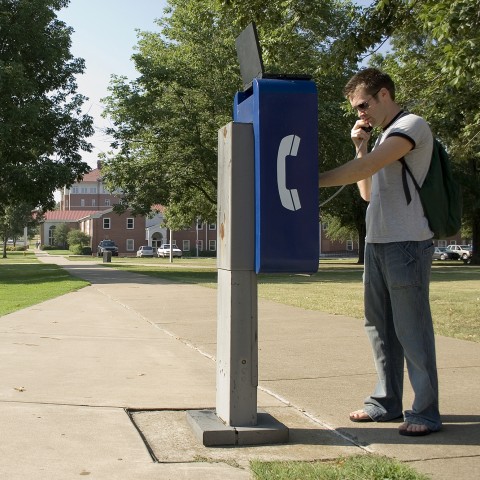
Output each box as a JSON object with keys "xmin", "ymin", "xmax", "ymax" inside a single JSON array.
[{"xmin": 0, "ymin": 253, "xmax": 478, "ymax": 479}]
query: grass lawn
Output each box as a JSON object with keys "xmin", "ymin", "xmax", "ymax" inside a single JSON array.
[
  {"xmin": 103, "ymin": 257, "xmax": 480, "ymax": 343},
  {"xmin": 0, "ymin": 253, "xmax": 89, "ymax": 316},
  {"xmin": 250, "ymin": 454, "xmax": 429, "ymax": 480}
]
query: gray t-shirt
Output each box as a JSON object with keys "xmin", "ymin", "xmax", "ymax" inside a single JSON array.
[{"xmin": 365, "ymin": 112, "xmax": 434, "ymax": 243}]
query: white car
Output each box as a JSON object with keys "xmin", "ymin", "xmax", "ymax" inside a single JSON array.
[
  {"xmin": 157, "ymin": 244, "xmax": 182, "ymax": 258},
  {"xmin": 136, "ymin": 246, "xmax": 155, "ymax": 257}
]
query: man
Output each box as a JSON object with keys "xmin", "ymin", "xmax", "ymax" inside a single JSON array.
[{"xmin": 319, "ymin": 68, "xmax": 441, "ymax": 436}]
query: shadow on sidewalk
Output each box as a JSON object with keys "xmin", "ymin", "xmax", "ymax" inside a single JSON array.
[{"xmin": 335, "ymin": 414, "xmax": 480, "ymax": 447}]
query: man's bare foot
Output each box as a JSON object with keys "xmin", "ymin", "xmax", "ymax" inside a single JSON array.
[
  {"xmin": 399, "ymin": 421, "xmax": 432, "ymax": 436},
  {"xmin": 349, "ymin": 410, "xmax": 373, "ymax": 422}
]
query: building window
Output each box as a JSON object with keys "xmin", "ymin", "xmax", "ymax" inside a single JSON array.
[
  {"xmin": 90, "ymin": 187, "xmax": 97, "ymax": 194},
  {"xmin": 126, "ymin": 239, "xmax": 134, "ymax": 251},
  {"xmin": 183, "ymin": 240, "xmax": 190, "ymax": 251},
  {"xmin": 197, "ymin": 222, "xmax": 203, "ymax": 230},
  {"xmin": 127, "ymin": 218, "xmax": 134, "ymax": 229},
  {"xmin": 48, "ymin": 226, "xmax": 56, "ymax": 246},
  {"xmin": 437, "ymin": 240, "xmax": 447, "ymax": 247},
  {"xmin": 92, "ymin": 199, "xmax": 96, "ymax": 207},
  {"xmin": 81, "ymin": 187, "xmax": 88, "ymax": 193},
  {"xmin": 197, "ymin": 240, "xmax": 203, "ymax": 251},
  {"xmin": 80, "ymin": 199, "xmax": 85, "ymax": 207},
  {"xmin": 105, "ymin": 199, "xmax": 111, "ymax": 206},
  {"xmin": 209, "ymin": 223, "xmax": 216, "ymax": 230},
  {"xmin": 322, "ymin": 222, "xmax": 328, "ymax": 231},
  {"xmin": 103, "ymin": 218, "xmax": 111, "ymax": 229},
  {"xmin": 71, "ymin": 187, "xmax": 79, "ymax": 194},
  {"xmin": 346, "ymin": 240, "xmax": 353, "ymax": 251},
  {"xmin": 209, "ymin": 240, "xmax": 216, "ymax": 251}
]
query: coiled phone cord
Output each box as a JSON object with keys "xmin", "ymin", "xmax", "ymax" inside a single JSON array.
[{"xmin": 319, "ymin": 138, "xmax": 365, "ymax": 207}]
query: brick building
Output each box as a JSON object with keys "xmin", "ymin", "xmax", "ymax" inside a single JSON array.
[{"xmin": 40, "ymin": 163, "xmax": 161, "ymax": 255}]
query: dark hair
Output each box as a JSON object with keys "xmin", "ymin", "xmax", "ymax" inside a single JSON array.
[{"xmin": 343, "ymin": 68, "xmax": 395, "ymax": 101}]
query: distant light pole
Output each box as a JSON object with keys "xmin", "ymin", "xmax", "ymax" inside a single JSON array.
[{"xmin": 196, "ymin": 219, "xmax": 199, "ymax": 258}]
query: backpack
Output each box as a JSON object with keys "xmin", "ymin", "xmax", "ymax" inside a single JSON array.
[{"xmin": 399, "ymin": 138, "xmax": 462, "ymax": 239}]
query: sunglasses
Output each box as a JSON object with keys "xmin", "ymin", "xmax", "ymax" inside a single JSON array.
[{"xmin": 352, "ymin": 88, "xmax": 382, "ymax": 112}]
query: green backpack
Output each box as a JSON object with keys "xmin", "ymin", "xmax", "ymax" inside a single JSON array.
[{"xmin": 400, "ymin": 138, "xmax": 462, "ymax": 239}]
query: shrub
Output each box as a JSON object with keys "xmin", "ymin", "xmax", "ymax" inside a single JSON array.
[
  {"xmin": 6, "ymin": 246, "xmax": 27, "ymax": 251},
  {"xmin": 69, "ymin": 244, "xmax": 83, "ymax": 255}
]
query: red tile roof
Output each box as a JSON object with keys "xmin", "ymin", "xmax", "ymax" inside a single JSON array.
[
  {"xmin": 43, "ymin": 211, "xmax": 95, "ymax": 221},
  {"xmin": 81, "ymin": 168, "xmax": 101, "ymax": 181},
  {"xmin": 151, "ymin": 204, "xmax": 165, "ymax": 213}
]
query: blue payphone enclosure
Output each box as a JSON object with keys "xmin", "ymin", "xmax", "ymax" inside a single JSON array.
[{"xmin": 234, "ymin": 78, "xmax": 319, "ymax": 274}]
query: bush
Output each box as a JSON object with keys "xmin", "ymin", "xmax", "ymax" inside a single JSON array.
[
  {"xmin": 41, "ymin": 245, "xmax": 57, "ymax": 250},
  {"xmin": 69, "ymin": 244, "xmax": 83, "ymax": 255},
  {"xmin": 6, "ymin": 246, "xmax": 27, "ymax": 251},
  {"xmin": 68, "ymin": 244, "xmax": 92, "ymax": 255}
]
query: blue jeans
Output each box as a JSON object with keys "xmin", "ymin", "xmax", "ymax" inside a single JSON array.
[{"xmin": 362, "ymin": 240, "xmax": 441, "ymax": 431}]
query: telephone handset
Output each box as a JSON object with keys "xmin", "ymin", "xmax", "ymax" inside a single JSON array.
[{"xmin": 277, "ymin": 134, "xmax": 302, "ymax": 211}]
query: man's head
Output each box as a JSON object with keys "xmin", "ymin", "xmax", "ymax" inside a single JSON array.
[
  {"xmin": 343, "ymin": 68, "xmax": 395, "ymax": 101},
  {"xmin": 344, "ymin": 68, "xmax": 398, "ymax": 129}
]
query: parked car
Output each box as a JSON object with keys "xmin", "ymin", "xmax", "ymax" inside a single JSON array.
[
  {"xmin": 446, "ymin": 245, "xmax": 471, "ymax": 261},
  {"xmin": 97, "ymin": 240, "xmax": 118, "ymax": 257},
  {"xmin": 136, "ymin": 245, "xmax": 155, "ymax": 257},
  {"xmin": 432, "ymin": 247, "xmax": 452, "ymax": 261},
  {"xmin": 157, "ymin": 244, "xmax": 182, "ymax": 258}
]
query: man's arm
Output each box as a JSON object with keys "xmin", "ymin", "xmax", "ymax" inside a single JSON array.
[
  {"xmin": 319, "ymin": 135, "xmax": 414, "ymax": 189},
  {"xmin": 355, "ymin": 147, "xmax": 372, "ymax": 201}
]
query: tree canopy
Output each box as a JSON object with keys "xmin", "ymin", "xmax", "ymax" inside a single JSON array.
[
  {"xmin": 0, "ymin": 202, "xmax": 41, "ymax": 257},
  {"xmin": 0, "ymin": 0, "xmax": 93, "ymax": 213},
  {"xmin": 369, "ymin": 0, "xmax": 480, "ymax": 260},
  {"xmin": 101, "ymin": 0, "xmax": 479, "ymax": 260},
  {"xmin": 101, "ymin": 0, "xmax": 356, "ymax": 229}
]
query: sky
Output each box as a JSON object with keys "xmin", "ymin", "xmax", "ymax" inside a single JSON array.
[
  {"xmin": 58, "ymin": 1, "xmax": 374, "ymax": 171},
  {"xmin": 58, "ymin": 0, "xmax": 169, "ymax": 169}
]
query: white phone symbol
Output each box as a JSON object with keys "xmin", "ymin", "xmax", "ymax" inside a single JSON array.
[{"xmin": 277, "ymin": 134, "xmax": 301, "ymax": 211}]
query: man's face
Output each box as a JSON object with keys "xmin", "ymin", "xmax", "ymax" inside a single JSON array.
[{"xmin": 349, "ymin": 86, "xmax": 383, "ymax": 128}]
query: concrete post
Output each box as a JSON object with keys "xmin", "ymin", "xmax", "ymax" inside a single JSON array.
[
  {"xmin": 216, "ymin": 122, "xmax": 257, "ymax": 426},
  {"xmin": 186, "ymin": 122, "xmax": 288, "ymax": 446}
]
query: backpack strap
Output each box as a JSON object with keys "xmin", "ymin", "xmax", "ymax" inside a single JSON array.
[
  {"xmin": 387, "ymin": 111, "xmax": 423, "ymax": 206},
  {"xmin": 399, "ymin": 158, "xmax": 421, "ymax": 205}
]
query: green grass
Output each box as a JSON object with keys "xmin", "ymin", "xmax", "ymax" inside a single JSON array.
[
  {"xmin": 0, "ymin": 261, "xmax": 89, "ymax": 316},
  {"xmin": 250, "ymin": 454, "xmax": 429, "ymax": 480},
  {"xmin": 104, "ymin": 258, "xmax": 480, "ymax": 343},
  {"xmin": 0, "ymin": 251, "xmax": 38, "ymax": 263}
]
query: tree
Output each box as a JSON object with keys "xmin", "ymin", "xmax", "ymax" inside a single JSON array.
[
  {"xmin": 67, "ymin": 229, "xmax": 90, "ymax": 248},
  {"xmin": 372, "ymin": 0, "xmax": 480, "ymax": 263},
  {"xmin": 0, "ymin": 203, "xmax": 42, "ymax": 258},
  {"xmin": 52, "ymin": 222, "xmax": 71, "ymax": 248},
  {"xmin": 101, "ymin": 0, "xmax": 360, "ymax": 231},
  {"xmin": 329, "ymin": 0, "xmax": 480, "ymax": 263},
  {"xmin": 0, "ymin": 0, "xmax": 93, "ymax": 213}
]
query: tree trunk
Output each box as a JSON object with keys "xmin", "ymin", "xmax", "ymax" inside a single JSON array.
[
  {"xmin": 468, "ymin": 158, "xmax": 479, "ymax": 265},
  {"xmin": 357, "ymin": 222, "xmax": 366, "ymax": 265},
  {"xmin": 470, "ymin": 209, "xmax": 480, "ymax": 265}
]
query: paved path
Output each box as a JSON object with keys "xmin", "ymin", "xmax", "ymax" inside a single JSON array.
[{"xmin": 0, "ymin": 253, "xmax": 478, "ymax": 479}]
